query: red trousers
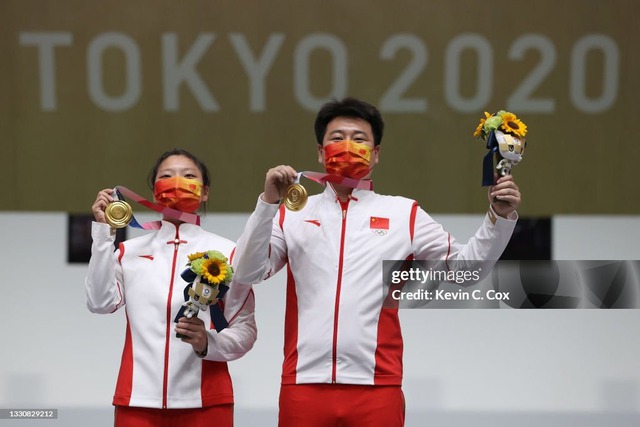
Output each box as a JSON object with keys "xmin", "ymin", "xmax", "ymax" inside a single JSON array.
[
  {"xmin": 279, "ymin": 384, "xmax": 405, "ymax": 427},
  {"xmin": 114, "ymin": 405, "xmax": 233, "ymax": 427}
]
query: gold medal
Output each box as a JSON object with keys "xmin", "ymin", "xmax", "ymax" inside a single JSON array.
[
  {"xmin": 105, "ymin": 200, "xmax": 133, "ymax": 228},
  {"xmin": 283, "ymin": 183, "xmax": 308, "ymax": 211}
]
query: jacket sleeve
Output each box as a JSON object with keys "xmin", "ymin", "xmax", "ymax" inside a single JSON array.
[
  {"xmin": 412, "ymin": 205, "xmax": 518, "ymax": 265},
  {"xmin": 204, "ymin": 283, "xmax": 257, "ymax": 362},
  {"xmin": 232, "ymin": 195, "xmax": 288, "ymax": 285},
  {"xmin": 85, "ymin": 222, "xmax": 125, "ymax": 314}
]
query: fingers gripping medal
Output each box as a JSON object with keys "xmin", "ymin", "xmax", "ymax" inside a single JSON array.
[
  {"xmin": 105, "ymin": 189, "xmax": 133, "ymax": 229},
  {"xmin": 284, "ymin": 173, "xmax": 308, "ymax": 211}
]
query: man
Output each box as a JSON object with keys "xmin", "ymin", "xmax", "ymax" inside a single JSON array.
[{"xmin": 233, "ymin": 98, "xmax": 520, "ymax": 426}]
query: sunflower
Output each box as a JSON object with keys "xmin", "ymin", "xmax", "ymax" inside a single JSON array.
[
  {"xmin": 473, "ymin": 111, "xmax": 491, "ymax": 139},
  {"xmin": 201, "ymin": 258, "xmax": 229, "ymax": 285},
  {"xmin": 500, "ymin": 112, "xmax": 527, "ymax": 138},
  {"xmin": 187, "ymin": 251, "xmax": 207, "ymax": 263}
]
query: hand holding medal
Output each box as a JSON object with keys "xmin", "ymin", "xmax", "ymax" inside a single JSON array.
[
  {"xmin": 284, "ymin": 176, "xmax": 308, "ymax": 211},
  {"xmin": 104, "ymin": 190, "xmax": 133, "ymax": 229},
  {"xmin": 267, "ymin": 139, "xmax": 376, "ymax": 211}
]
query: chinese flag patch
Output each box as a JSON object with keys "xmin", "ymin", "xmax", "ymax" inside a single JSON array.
[{"xmin": 370, "ymin": 216, "xmax": 389, "ymax": 230}]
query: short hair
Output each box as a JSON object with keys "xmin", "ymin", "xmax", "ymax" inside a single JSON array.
[{"xmin": 314, "ymin": 97, "xmax": 384, "ymax": 146}]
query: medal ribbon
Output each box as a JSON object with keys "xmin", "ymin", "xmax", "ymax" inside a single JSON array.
[
  {"xmin": 298, "ymin": 171, "xmax": 373, "ymax": 191},
  {"xmin": 114, "ymin": 186, "xmax": 201, "ymax": 230}
]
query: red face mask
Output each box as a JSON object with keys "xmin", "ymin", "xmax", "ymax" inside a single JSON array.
[
  {"xmin": 154, "ymin": 177, "xmax": 203, "ymax": 213},
  {"xmin": 323, "ymin": 140, "xmax": 373, "ymax": 179}
]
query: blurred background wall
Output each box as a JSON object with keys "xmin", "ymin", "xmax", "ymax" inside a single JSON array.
[
  {"xmin": 1, "ymin": 0, "xmax": 638, "ymax": 214},
  {"xmin": 1, "ymin": 1, "xmax": 639, "ymax": 426}
]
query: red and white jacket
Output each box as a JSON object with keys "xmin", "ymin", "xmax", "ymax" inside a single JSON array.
[
  {"xmin": 85, "ymin": 221, "xmax": 256, "ymax": 409},
  {"xmin": 234, "ymin": 185, "xmax": 516, "ymax": 386}
]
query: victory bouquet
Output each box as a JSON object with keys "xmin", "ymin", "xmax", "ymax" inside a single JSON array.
[
  {"xmin": 474, "ymin": 110, "xmax": 528, "ymax": 186},
  {"xmin": 174, "ymin": 250, "xmax": 233, "ymax": 335}
]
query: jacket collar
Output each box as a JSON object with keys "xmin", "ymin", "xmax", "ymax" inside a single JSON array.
[
  {"xmin": 156, "ymin": 219, "xmax": 201, "ymax": 239},
  {"xmin": 322, "ymin": 183, "xmax": 374, "ymax": 203}
]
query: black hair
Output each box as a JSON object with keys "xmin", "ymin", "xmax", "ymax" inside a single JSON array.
[
  {"xmin": 147, "ymin": 148, "xmax": 211, "ymax": 190},
  {"xmin": 314, "ymin": 97, "xmax": 384, "ymax": 146}
]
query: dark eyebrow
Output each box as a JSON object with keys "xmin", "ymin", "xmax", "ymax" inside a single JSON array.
[
  {"xmin": 329, "ymin": 129, "xmax": 368, "ymax": 135},
  {"xmin": 157, "ymin": 166, "xmax": 198, "ymax": 174}
]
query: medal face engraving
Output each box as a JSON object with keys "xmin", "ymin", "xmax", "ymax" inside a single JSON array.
[
  {"xmin": 105, "ymin": 200, "xmax": 133, "ymax": 228},
  {"xmin": 284, "ymin": 183, "xmax": 308, "ymax": 211}
]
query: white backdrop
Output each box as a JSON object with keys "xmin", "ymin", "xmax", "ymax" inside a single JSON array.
[{"xmin": 1, "ymin": 212, "xmax": 639, "ymax": 426}]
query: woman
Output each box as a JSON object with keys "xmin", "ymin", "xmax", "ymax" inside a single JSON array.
[{"xmin": 86, "ymin": 148, "xmax": 256, "ymax": 427}]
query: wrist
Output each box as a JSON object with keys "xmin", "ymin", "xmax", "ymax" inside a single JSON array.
[
  {"xmin": 194, "ymin": 346, "xmax": 208, "ymax": 358},
  {"xmin": 260, "ymin": 192, "xmax": 280, "ymax": 205}
]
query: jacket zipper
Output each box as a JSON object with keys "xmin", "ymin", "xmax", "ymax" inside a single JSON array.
[
  {"xmin": 162, "ymin": 228, "xmax": 182, "ymax": 409},
  {"xmin": 331, "ymin": 199, "xmax": 349, "ymax": 383}
]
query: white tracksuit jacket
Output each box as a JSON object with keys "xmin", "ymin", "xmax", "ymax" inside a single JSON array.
[
  {"xmin": 85, "ymin": 221, "xmax": 256, "ymax": 409},
  {"xmin": 233, "ymin": 185, "xmax": 516, "ymax": 386}
]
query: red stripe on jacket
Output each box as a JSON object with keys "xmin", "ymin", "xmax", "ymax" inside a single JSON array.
[
  {"xmin": 113, "ymin": 313, "xmax": 134, "ymax": 406},
  {"xmin": 281, "ymin": 263, "xmax": 299, "ymax": 382}
]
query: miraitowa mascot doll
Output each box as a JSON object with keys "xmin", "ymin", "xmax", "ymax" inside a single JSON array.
[
  {"xmin": 474, "ymin": 110, "xmax": 528, "ymax": 187},
  {"xmin": 174, "ymin": 250, "xmax": 233, "ymax": 336}
]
